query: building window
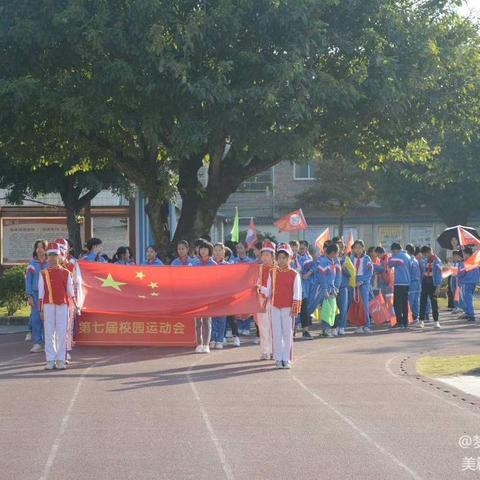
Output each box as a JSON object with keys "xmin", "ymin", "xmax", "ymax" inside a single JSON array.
[
  {"xmin": 240, "ymin": 169, "xmax": 273, "ymax": 193},
  {"xmin": 293, "ymin": 163, "xmax": 315, "ymax": 180}
]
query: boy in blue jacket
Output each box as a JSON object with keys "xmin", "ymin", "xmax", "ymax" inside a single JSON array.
[
  {"xmin": 389, "ymin": 243, "xmax": 412, "ymax": 329},
  {"xmin": 406, "ymin": 244, "xmax": 421, "ymax": 325},
  {"xmin": 457, "ymin": 247, "xmax": 479, "ymax": 322},
  {"xmin": 419, "ymin": 246, "xmax": 443, "ymax": 329}
]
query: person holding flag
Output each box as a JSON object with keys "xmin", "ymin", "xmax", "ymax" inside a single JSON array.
[
  {"xmin": 259, "ymin": 243, "xmax": 302, "ymax": 369},
  {"xmin": 457, "ymin": 246, "xmax": 479, "ymax": 322}
]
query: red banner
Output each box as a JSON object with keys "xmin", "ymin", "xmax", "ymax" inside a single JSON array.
[{"xmin": 75, "ymin": 262, "xmax": 261, "ymax": 346}]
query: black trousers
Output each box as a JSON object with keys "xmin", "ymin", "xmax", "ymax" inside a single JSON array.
[
  {"xmin": 226, "ymin": 316, "xmax": 239, "ymax": 336},
  {"xmin": 447, "ymin": 276, "xmax": 454, "ymax": 309},
  {"xmin": 394, "ymin": 285, "xmax": 410, "ymax": 327},
  {"xmin": 420, "ymin": 278, "xmax": 439, "ymax": 322},
  {"xmin": 300, "ymin": 299, "xmax": 312, "ymax": 328}
]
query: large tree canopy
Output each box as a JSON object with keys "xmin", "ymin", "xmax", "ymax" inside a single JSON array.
[{"xmin": 1, "ymin": 0, "xmax": 478, "ymax": 255}]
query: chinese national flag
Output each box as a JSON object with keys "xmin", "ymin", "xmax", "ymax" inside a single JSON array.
[
  {"xmin": 78, "ymin": 261, "xmax": 261, "ymax": 319},
  {"xmin": 315, "ymin": 227, "xmax": 330, "ymax": 252},
  {"xmin": 274, "ymin": 209, "xmax": 308, "ymax": 232},
  {"xmin": 465, "ymin": 249, "xmax": 480, "ymax": 272},
  {"xmin": 459, "ymin": 227, "xmax": 480, "ymax": 247},
  {"xmin": 345, "ymin": 230, "xmax": 354, "ymax": 255}
]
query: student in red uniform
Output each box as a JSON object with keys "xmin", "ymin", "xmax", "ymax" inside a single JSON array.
[
  {"xmin": 38, "ymin": 242, "xmax": 76, "ymax": 370},
  {"xmin": 256, "ymin": 240, "xmax": 276, "ymax": 360},
  {"xmin": 259, "ymin": 243, "xmax": 302, "ymax": 369}
]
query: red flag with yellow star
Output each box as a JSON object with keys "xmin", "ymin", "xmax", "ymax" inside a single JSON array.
[{"xmin": 78, "ymin": 261, "xmax": 260, "ymax": 319}]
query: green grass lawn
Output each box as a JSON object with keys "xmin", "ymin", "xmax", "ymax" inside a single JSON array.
[
  {"xmin": 0, "ymin": 304, "xmax": 30, "ymax": 318},
  {"xmin": 417, "ymin": 355, "xmax": 480, "ymax": 378}
]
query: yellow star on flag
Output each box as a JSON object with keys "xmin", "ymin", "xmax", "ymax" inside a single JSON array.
[
  {"xmin": 95, "ymin": 273, "xmax": 127, "ymax": 291},
  {"xmin": 136, "ymin": 271, "xmax": 146, "ymax": 280},
  {"xmin": 148, "ymin": 282, "xmax": 158, "ymax": 289}
]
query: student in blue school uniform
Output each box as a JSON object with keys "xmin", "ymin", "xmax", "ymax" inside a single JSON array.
[
  {"xmin": 81, "ymin": 238, "xmax": 108, "ymax": 262},
  {"xmin": 332, "ymin": 237, "xmax": 353, "ymax": 336},
  {"xmin": 192, "ymin": 240, "xmax": 217, "ymax": 353},
  {"xmin": 210, "ymin": 243, "xmax": 230, "ymax": 349},
  {"xmin": 25, "ymin": 239, "xmax": 48, "ymax": 352},
  {"xmin": 112, "ymin": 246, "xmax": 133, "ymax": 265},
  {"xmin": 233, "ymin": 242, "xmax": 253, "ymax": 335},
  {"xmin": 142, "ymin": 245, "xmax": 164, "ymax": 266},
  {"xmin": 317, "ymin": 243, "xmax": 339, "ymax": 337},
  {"xmin": 171, "ymin": 240, "xmax": 194, "ymax": 266},
  {"xmin": 388, "ymin": 243, "xmax": 412, "ymax": 330},
  {"xmin": 418, "ymin": 246, "xmax": 443, "ymax": 329},
  {"xmin": 405, "ymin": 244, "xmax": 421, "ymax": 325},
  {"xmin": 350, "ymin": 240, "xmax": 374, "ymax": 334},
  {"xmin": 457, "ymin": 247, "xmax": 479, "ymax": 322},
  {"xmin": 298, "ymin": 254, "xmax": 316, "ymax": 340}
]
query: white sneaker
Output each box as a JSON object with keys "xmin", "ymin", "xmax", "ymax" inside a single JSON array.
[
  {"xmin": 66, "ymin": 352, "xmax": 71, "ymax": 361},
  {"xmin": 44, "ymin": 361, "xmax": 55, "ymax": 370},
  {"xmin": 275, "ymin": 361, "xmax": 283, "ymax": 369},
  {"xmin": 55, "ymin": 360, "xmax": 66, "ymax": 370},
  {"xmin": 434, "ymin": 321, "xmax": 441, "ymax": 329},
  {"xmin": 233, "ymin": 336, "xmax": 241, "ymax": 347},
  {"xmin": 260, "ymin": 353, "xmax": 269, "ymax": 360},
  {"xmin": 30, "ymin": 344, "xmax": 44, "ymax": 353},
  {"xmin": 203, "ymin": 345, "xmax": 211, "ymax": 354},
  {"xmin": 355, "ymin": 327, "xmax": 364, "ymax": 334},
  {"xmin": 195, "ymin": 345, "xmax": 204, "ymax": 353},
  {"xmin": 226, "ymin": 330, "xmax": 233, "ymax": 338},
  {"xmin": 25, "ymin": 332, "xmax": 32, "ymax": 341},
  {"xmin": 222, "ymin": 337, "xmax": 228, "ymax": 346},
  {"xmin": 338, "ymin": 328, "xmax": 346, "ymax": 335},
  {"xmin": 364, "ymin": 327, "xmax": 372, "ymax": 334},
  {"xmin": 243, "ymin": 329, "xmax": 250, "ymax": 336},
  {"xmin": 332, "ymin": 328, "xmax": 338, "ymax": 337},
  {"xmin": 209, "ymin": 341, "xmax": 216, "ymax": 349},
  {"xmin": 417, "ymin": 321, "xmax": 425, "ymax": 328},
  {"xmin": 253, "ymin": 337, "xmax": 260, "ymax": 345},
  {"xmin": 214, "ymin": 342, "xmax": 223, "ymax": 349},
  {"xmin": 283, "ymin": 361, "xmax": 292, "ymax": 369}
]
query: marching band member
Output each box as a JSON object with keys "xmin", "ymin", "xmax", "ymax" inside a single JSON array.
[
  {"xmin": 259, "ymin": 243, "xmax": 302, "ymax": 369},
  {"xmin": 38, "ymin": 242, "xmax": 76, "ymax": 370},
  {"xmin": 256, "ymin": 240, "xmax": 276, "ymax": 359}
]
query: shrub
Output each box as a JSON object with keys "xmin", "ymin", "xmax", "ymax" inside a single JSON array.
[{"xmin": 0, "ymin": 265, "xmax": 27, "ymax": 317}]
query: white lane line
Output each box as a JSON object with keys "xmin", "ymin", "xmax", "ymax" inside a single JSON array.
[
  {"xmin": 39, "ymin": 348, "xmax": 149, "ymax": 480},
  {"xmin": 0, "ymin": 353, "xmax": 33, "ymax": 367},
  {"xmin": 385, "ymin": 356, "xmax": 480, "ymax": 417},
  {"xmin": 291, "ymin": 374, "xmax": 423, "ymax": 480},
  {"xmin": 187, "ymin": 356, "xmax": 235, "ymax": 480}
]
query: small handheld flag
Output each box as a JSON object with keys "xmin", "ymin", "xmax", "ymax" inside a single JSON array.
[
  {"xmin": 315, "ymin": 227, "xmax": 330, "ymax": 253},
  {"xmin": 274, "ymin": 209, "xmax": 308, "ymax": 232},
  {"xmin": 230, "ymin": 207, "xmax": 239, "ymax": 242}
]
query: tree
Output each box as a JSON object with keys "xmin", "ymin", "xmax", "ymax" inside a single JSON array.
[
  {"xmin": 297, "ymin": 154, "xmax": 374, "ymax": 236},
  {"xmin": 1, "ymin": 0, "xmax": 474, "ymax": 257}
]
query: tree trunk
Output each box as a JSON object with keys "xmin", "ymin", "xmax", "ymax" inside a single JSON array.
[
  {"xmin": 338, "ymin": 215, "xmax": 344, "ymax": 238},
  {"xmin": 65, "ymin": 207, "xmax": 83, "ymax": 256},
  {"xmin": 144, "ymin": 196, "xmax": 171, "ymax": 259}
]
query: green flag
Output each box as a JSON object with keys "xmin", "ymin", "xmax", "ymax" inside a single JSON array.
[{"xmin": 230, "ymin": 207, "xmax": 239, "ymax": 242}]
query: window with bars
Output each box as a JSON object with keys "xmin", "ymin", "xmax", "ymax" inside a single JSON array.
[
  {"xmin": 293, "ymin": 163, "xmax": 315, "ymax": 180},
  {"xmin": 240, "ymin": 169, "xmax": 273, "ymax": 192}
]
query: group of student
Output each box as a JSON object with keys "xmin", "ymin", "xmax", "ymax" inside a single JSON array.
[{"xmin": 24, "ymin": 233, "xmax": 478, "ymax": 371}]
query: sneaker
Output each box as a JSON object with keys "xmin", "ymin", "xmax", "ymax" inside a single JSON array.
[
  {"xmin": 338, "ymin": 328, "xmax": 346, "ymax": 335},
  {"xmin": 416, "ymin": 321, "xmax": 425, "ymax": 328},
  {"xmin": 195, "ymin": 345, "xmax": 204, "ymax": 354},
  {"xmin": 30, "ymin": 344, "xmax": 44, "ymax": 353},
  {"xmin": 433, "ymin": 321, "xmax": 441, "ymax": 329},
  {"xmin": 283, "ymin": 361, "xmax": 292, "ymax": 369},
  {"xmin": 233, "ymin": 336, "xmax": 241, "ymax": 347},
  {"xmin": 253, "ymin": 337, "xmax": 260, "ymax": 345},
  {"xmin": 55, "ymin": 360, "xmax": 66, "ymax": 370},
  {"xmin": 302, "ymin": 330, "xmax": 313, "ymax": 340},
  {"xmin": 242, "ymin": 329, "xmax": 251, "ymax": 336},
  {"xmin": 209, "ymin": 341, "xmax": 216, "ymax": 349},
  {"xmin": 226, "ymin": 330, "xmax": 233, "ymax": 338},
  {"xmin": 260, "ymin": 353, "xmax": 269, "ymax": 360},
  {"xmin": 44, "ymin": 361, "xmax": 55, "ymax": 370},
  {"xmin": 222, "ymin": 337, "xmax": 228, "ymax": 346},
  {"xmin": 275, "ymin": 361, "xmax": 283, "ymax": 369},
  {"xmin": 458, "ymin": 313, "xmax": 470, "ymax": 320},
  {"xmin": 214, "ymin": 342, "xmax": 223, "ymax": 349},
  {"xmin": 332, "ymin": 328, "xmax": 339, "ymax": 337},
  {"xmin": 364, "ymin": 327, "xmax": 372, "ymax": 334},
  {"xmin": 66, "ymin": 352, "xmax": 71, "ymax": 361},
  {"xmin": 203, "ymin": 345, "xmax": 211, "ymax": 354},
  {"xmin": 354, "ymin": 327, "xmax": 364, "ymax": 334},
  {"xmin": 451, "ymin": 308, "xmax": 461, "ymax": 314},
  {"xmin": 270, "ymin": 354, "xmax": 274, "ymax": 360},
  {"xmin": 25, "ymin": 332, "xmax": 32, "ymax": 341}
]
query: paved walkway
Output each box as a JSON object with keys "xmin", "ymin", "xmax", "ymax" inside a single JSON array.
[{"xmin": 1, "ymin": 312, "xmax": 479, "ymax": 480}]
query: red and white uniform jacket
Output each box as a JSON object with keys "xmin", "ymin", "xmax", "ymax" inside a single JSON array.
[
  {"xmin": 38, "ymin": 266, "xmax": 74, "ymax": 310},
  {"xmin": 260, "ymin": 266, "xmax": 302, "ymax": 316}
]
